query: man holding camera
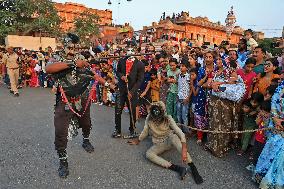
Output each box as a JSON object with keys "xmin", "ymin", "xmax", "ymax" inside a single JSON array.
[{"xmin": 2, "ymin": 46, "xmax": 20, "ymax": 97}]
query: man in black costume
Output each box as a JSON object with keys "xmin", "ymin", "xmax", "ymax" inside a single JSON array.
[
  {"xmin": 112, "ymin": 43, "xmax": 145, "ymax": 138},
  {"xmin": 46, "ymin": 33, "xmax": 113, "ymax": 178}
]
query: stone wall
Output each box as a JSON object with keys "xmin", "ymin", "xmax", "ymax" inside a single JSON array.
[
  {"xmin": 55, "ymin": 2, "xmax": 112, "ymax": 31},
  {"xmin": 184, "ymin": 24, "xmax": 241, "ymax": 44},
  {"xmin": 5, "ymin": 35, "xmax": 56, "ymax": 50}
]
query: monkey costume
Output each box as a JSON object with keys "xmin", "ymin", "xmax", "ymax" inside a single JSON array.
[{"xmin": 129, "ymin": 101, "xmax": 203, "ymax": 184}]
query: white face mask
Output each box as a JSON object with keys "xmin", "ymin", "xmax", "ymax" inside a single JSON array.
[{"xmin": 126, "ymin": 48, "xmax": 134, "ymax": 55}]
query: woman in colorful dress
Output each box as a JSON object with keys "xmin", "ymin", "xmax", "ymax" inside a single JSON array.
[
  {"xmin": 253, "ymin": 81, "xmax": 284, "ymax": 189},
  {"xmin": 206, "ymin": 54, "xmax": 240, "ymax": 157},
  {"xmin": 29, "ymin": 57, "xmax": 40, "ymax": 88},
  {"xmin": 193, "ymin": 52, "xmax": 214, "ymax": 144}
]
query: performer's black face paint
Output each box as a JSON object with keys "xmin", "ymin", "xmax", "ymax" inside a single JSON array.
[{"xmin": 150, "ymin": 105, "xmax": 164, "ymax": 121}]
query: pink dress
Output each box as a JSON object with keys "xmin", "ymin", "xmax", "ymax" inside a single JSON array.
[
  {"xmin": 29, "ymin": 60, "xmax": 39, "ymax": 87},
  {"xmin": 237, "ymin": 69, "xmax": 257, "ymax": 100}
]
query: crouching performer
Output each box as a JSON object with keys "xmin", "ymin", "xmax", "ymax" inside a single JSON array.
[{"xmin": 128, "ymin": 101, "xmax": 203, "ymax": 184}]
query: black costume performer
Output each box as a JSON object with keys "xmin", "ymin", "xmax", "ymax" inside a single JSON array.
[
  {"xmin": 46, "ymin": 33, "xmax": 111, "ymax": 178},
  {"xmin": 112, "ymin": 45, "xmax": 145, "ymax": 138}
]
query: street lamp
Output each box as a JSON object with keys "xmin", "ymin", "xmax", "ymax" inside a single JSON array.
[
  {"xmin": 108, "ymin": 0, "xmax": 132, "ymax": 5},
  {"xmin": 225, "ymin": 6, "xmax": 236, "ymax": 41},
  {"xmin": 108, "ymin": 0, "xmax": 132, "ymax": 26}
]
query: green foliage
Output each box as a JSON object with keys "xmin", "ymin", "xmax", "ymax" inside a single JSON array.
[
  {"xmin": 0, "ymin": 0, "xmax": 17, "ymax": 42},
  {"xmin": 16, "ymin": 0, "xmax": 62, "ymax": 35},
  {"xmin": 73, "ymin": 10, "xmax": 100, "ymax": 45},
  {"xmin": 258, "ymin": 38, "xmax": 282, "ymax": 56},
  {"xmin": 0, "ymin": 0, "xmax": 62, "ymax": 44}
]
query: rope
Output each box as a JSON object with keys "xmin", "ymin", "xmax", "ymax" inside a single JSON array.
[
  {"xmin": 177, "ymin": 123, "xmax": 274, "ymax": 134},
  {"xmin": 137, "ymin": 95, "xmax": 281, "ymax": 134}
]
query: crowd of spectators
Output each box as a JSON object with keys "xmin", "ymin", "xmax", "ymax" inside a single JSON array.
[{"xmin": 1, "ymin": 29, "xmax": 284, "ymax": 188}]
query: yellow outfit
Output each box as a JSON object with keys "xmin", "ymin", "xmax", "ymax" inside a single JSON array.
[{"xmin": 150, "ymin": 79, "xmax": 160, "ymax": 102}]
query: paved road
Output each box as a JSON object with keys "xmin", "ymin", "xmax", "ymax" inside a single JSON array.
[{"xmin": 0, "ymin": 87, "xmax": 258, "ymax": 189}]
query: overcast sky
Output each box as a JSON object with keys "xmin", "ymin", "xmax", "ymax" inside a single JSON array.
[{"xmin": 54, "ymin": 0, "xmax": 283, "ymax": 38}]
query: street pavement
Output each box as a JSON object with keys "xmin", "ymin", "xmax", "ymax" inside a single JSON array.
[{"xmin": 0, "ymin": 86, "xmax": 258, "ymax": 189}]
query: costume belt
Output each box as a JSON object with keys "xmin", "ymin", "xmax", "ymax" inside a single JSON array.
[{"xmin": 59, "ymin": 84, "xmax": 96, "ymax": 118}]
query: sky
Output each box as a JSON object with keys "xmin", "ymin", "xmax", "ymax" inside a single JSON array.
[{"xmin": 54, "ymin": 0, "xmax": 284, "ymax": 38}]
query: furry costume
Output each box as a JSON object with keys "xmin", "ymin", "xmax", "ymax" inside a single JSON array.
[{"xmin": 134, "ymin": 101, "xmax": 203, "ymax": 184}]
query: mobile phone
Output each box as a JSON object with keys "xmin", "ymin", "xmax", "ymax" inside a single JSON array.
[{"xmin": 219, "ymin": 86, "xmax": 226, "ymax": 92}]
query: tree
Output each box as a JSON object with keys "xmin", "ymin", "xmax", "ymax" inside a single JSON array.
[
  {"xmin": 15, "ymin": 0, "xmax": 62, "ymax": 36},
  {"xmin": 0, "ymin": 0, "xmax": 17, "ymax": 44},
  {"xmin": 73, "ymin": 10, "xmax": 100, "ymax": 46},
  {"xmin": 258, "ymin": 38, "xmax": 282, "ymax": 56},
  {"xmin": 0, "ymin": 0, "xmax": 62, "ymax": 44}
]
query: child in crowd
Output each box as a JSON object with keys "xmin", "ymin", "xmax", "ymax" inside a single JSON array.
[
  {"xmin": 24, "ymin": 65, "xmax": 32, "ymax": 87},
  {"xmin": 253, "ymin": 100, "xmax": 271, "ymax": 165},
  {"xmin": 104, "ymin": 76, "xmax": 113, "ymax": 106},
  {"xmin": 92, "ymin": 62, "xmax": 102, "ymax": 104},
  {"xmin": 137, "ymin": 61, "xmax": 151, "ymax": 119},
  {"xmin": 149, "ymin": 69, "xmax": 160, "ymax": 103},
  {"xmin": 189, "ymin": 67, "xmax": 204, "ymax": 144},
  {"xmin": 166, "ymin": 58, "xmax": 180, "ymax": 121},
  {"xmin": 176, "ymin": 61, "xmax": 190, "ymax": 125},
  {"xmin": 241, "ymin": 92, "xmax": 264, "ymax": 157},
  {"xmin": 264, "ymin": 85, "xmax": 277, "ymax": 100},
  {"xmin": 250, "ymin": 92, "xmax": 264, "ymax": 112},
  {"xmin": 244, "ymin": 29, "xmax": 258, "ymax": 52},
  {"xmin": 238, "ymin": 100, "xmax": 258, "ymax": 156},
  {"xmin": 237, "ymin": 57, "xmax": 257, "ymax": 100}
]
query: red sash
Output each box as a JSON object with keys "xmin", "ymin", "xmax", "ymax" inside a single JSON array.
[{"xmin": 126, "ymin": 58, "xmax": 134, "ymax": 76}]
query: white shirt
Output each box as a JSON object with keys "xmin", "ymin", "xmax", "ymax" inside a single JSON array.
[{"xmin": 177, "ymin": 72, "xmax": 190, "ymax": 100}]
